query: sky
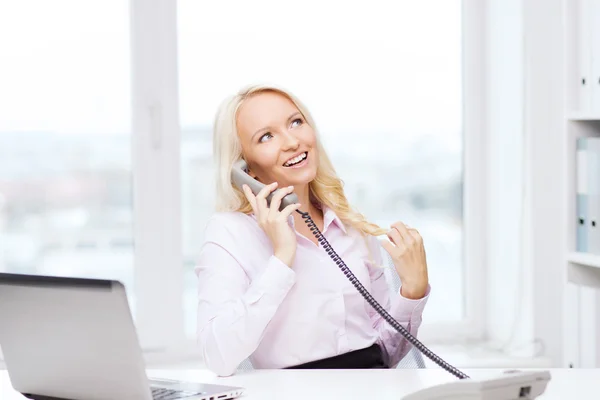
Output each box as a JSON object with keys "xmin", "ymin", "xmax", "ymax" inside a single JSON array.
[{"xmin": 0, "ymin": 0, "xmax": 462, "ymax": 148}]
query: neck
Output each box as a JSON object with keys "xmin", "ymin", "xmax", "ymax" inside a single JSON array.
[{"xmin": 293, "ymin": 183, "xmax": 319, "ymax": 216}]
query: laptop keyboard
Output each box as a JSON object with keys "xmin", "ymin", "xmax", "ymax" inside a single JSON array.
[{"xmin": 151, "ymin": 387, "xmax": 204, "ymax": 400}]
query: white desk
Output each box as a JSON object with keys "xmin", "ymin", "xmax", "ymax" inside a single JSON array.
[{"xmin": 0, "ymin": 368, "xmax": 598, "ymax": 399}]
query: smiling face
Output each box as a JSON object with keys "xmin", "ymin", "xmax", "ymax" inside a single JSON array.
[{"xmin": 236, "ymin": 90, "xmax": 319, "ymax": 188}]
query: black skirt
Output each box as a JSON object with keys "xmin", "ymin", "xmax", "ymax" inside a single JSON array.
[{"xmin": 285, "ymin": 344, "xmax": 389, "ymax": 369}]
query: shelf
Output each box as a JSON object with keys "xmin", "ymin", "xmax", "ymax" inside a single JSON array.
[
  {"xmin": 568, "ymin": 253, "xmax": 600, "ymax": 288},
  {"xmin": 567, "ymin": 112, "xmax": 600, "ymax": 121},
  {"xmin": 568, "ymin": 252, "xmax": 600, "ymax": 268}
]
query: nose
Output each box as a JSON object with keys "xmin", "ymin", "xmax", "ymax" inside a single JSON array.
[{"xmin": 281, "ymin": 130, "xmax": 300, "ymax": 151}]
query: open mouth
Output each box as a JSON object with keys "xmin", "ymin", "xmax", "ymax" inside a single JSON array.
[{"xmin": 283, "ymin": 152, "xmax": 308, "ymax": 167}]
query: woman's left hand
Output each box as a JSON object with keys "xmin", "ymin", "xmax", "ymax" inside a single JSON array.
[{"xmin": 380, "ymin": 222, "xmax": 429, "ymax": 300}]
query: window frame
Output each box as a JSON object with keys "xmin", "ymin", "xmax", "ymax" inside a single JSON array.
[
  {"xmin": 131, "ymin": 0, "xmax": 489, "ymax": 364},
  {"xmin": 130, "ymin": 0, "xmax": 186, "ymax": 355}
]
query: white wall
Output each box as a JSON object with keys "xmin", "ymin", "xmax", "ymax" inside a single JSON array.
[
  {"xmin": 484, "ymin": 0, "xmax": 534, "ymax": 354},
  {"xmin": 522, "ymin": 0, "xmax": 567, "ymax": 367},
  {"xmin": 483, "ymin": 0, "xmax": 567, "ymax": 366}
]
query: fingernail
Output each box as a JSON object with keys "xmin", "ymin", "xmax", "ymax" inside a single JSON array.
[{"xmin": 288, "ymin": 185, "xmax": 294, "ymax": 190}]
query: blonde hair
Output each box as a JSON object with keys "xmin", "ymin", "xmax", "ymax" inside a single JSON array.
[{"xmin": 212, "ymin": 83, "xmax": 388, "ymax": 239}]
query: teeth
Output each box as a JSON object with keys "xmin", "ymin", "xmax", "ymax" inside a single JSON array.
[{"xmin": 284, "ymin": 152, "xmax": 307, "ymax": 167}]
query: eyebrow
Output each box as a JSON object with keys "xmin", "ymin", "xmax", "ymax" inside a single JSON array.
[{"xmin": 251, "ymin": 112, "xmax": 303, "ymax": 140}]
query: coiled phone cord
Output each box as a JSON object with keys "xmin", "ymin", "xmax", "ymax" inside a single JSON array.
[{"xmin": 297, "ymin": 210, "xmax": 470, "ymax": 380}]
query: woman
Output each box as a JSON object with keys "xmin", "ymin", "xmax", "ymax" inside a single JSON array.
[{"xmin": 195, "ymin": 84, "xmax": 431, "ymax": 377}]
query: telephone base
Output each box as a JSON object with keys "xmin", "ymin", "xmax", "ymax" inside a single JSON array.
[{"xmin": 401, "ymin": 370, "xmax": 551, "ymax": 400}]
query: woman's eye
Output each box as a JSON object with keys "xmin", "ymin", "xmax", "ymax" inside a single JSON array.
[
  {"xmin": 259, "ymin": 132, "xmax": 273, "ymax": 143},
  {"xmin": 291, "ymin": 118, "xmax": 303, "ymax": 128}
]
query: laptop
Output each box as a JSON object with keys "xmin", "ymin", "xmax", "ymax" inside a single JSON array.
[{"xmin": 0, "ymin": 272, "xmax": 245, "ymax": 400}]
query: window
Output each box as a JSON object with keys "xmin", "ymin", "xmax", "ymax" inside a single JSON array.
[
  {"xmin": 0, "ymin": 2, "xmax": 134, "ymax": 306},
  {"xmin": 0, "ymin": 1, "xmax": 479, "ymax": 362},
  {"xmin": 178, "ymin": 0, "xmax": 465, "ymax": 339}
]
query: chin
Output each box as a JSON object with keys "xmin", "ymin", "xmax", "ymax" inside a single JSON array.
[
  {"xmin": 278, "ymin": 170, "xmax": 315, "ymax": 186},
  {"xmin": 296, "ymin": 171, "xmax": 317, "ymax": 186}
]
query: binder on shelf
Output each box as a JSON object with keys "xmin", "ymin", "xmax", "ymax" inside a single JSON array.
[
  {"xmin": 577, "ymin": 137, "xmax": 589, "ymax": 252},
  {"xmin": 589, "ymin": 138, "xmax": 600, "ymax": 254}
]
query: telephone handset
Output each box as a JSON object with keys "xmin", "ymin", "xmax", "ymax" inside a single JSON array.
[
  {"xmin": 232, "ymin": 160, "xmax": 299, "ymax": 212},
  {"xmin": 231, "ymin": 161, "xmax": 552, "ymax": 397}
]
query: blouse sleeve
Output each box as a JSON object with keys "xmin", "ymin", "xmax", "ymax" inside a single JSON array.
[
  {"xmin": 195, "ymin": 215, "xmax": 297, "ymax": 376},
  {"xmin": 364, "ymin": 235, "xmax": 431, "ymax": 368}
]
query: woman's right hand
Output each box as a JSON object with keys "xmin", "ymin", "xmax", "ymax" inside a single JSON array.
[{"xmin": 242, "ymin": 182, "xmax": 302, "ymax": 267}]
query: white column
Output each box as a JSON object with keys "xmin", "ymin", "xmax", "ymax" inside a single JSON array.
[
  {"xmin": 522, "ymin": 0, "xmax": 566, "ymax": 366},
  {"xmin": 484, "ymin": 0, "xmax": 533, "ymax": 354},
  {"xmin": 130, "ymin": 0, "xmax": 184, "ymax": 353}
]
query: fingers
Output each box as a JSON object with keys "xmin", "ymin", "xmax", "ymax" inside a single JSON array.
[
  {"xmin": 242, "ymin": 182, "xmax": 298, "ymax": 224},
  {"xmin": 408, "ymin": 227, "xmax": 422, "ymax": 242},
  {"xmin": 242, "ymin": 182, "xmax": 276, "ymax": 218},
  {"xmin": 386, "ymin": 228, "xmax": 406, "ymax": 254},
  {"xmin": 385, "ymin": 222, "xmax": 424, "ymax": 258},
  {"xmin": 255, "ymin": 181, "xmax": 278, "ymax": 202},
  {"xmin": 268, "ymin": 185, "xmax": 295, "ymax": 218},
  {"xmin": 391, "ymin": 221, "xmax": 410, "ymax": 240},
  {"xmin": 241, "ymin": 184, "xmax": 257, "ymax": 213},
  {"xmin": 280, "ymin": 201, "xmax": 303, "ymax": 220},
  {"xmin": 391, "ymin": 221, "xmax": 422, "ymax": 243},
  {"xmin": 404, "ymin": 224, "xmax": 423, "ymax": 243},
  {"xmin": 255, "ymin": 182, "xmax": 278, "ymax": 220},
  {"xmin": 380, "ymin": 238, "xmax": 396, "ymax": 256}
]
